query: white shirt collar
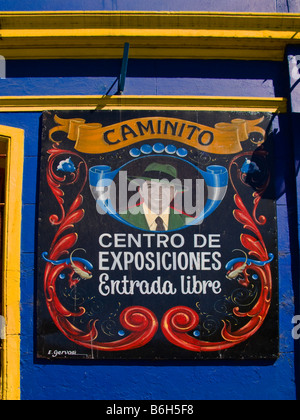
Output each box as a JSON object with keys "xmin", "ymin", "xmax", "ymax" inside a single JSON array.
[{"xmin": 142, "ymin": 203, "xmax": 170, "ymax": 231}]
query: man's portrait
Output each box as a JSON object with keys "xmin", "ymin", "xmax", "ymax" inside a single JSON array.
[{"xmin": 121, "ymin": 162, "xmax": 195, "ymax": 231}]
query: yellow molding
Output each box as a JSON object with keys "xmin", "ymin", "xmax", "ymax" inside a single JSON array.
[
  {"xmin": 0, "ymin": 95, "xmax": 287, "ymax": 113},
  {"xmin": 0, "ymin": 126, "xmax": 24, "ymax": 400},
  {"xmin": 0, "ymin": 11, "xmax": 299, "ymax": 60}
]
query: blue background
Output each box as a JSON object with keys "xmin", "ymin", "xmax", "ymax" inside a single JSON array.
[
  {"xmin": 0, "ymin": 0, "xmax": 299, "ymax": 400},
  {"xmin": 0, "ymin": 0, "xmax": 299, "ymax": 12}
]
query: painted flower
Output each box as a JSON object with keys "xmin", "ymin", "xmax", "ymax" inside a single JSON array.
[{"xmin": 57, "ymin": 157, "xmax": 76, "ymax": 173}]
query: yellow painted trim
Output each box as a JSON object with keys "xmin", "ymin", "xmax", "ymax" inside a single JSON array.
[
  {"xmin": 0, "ymin": 95, "xmax": 287, "ymax": 113},
  {"xmin": 0, "ymin": 125, "xmax": 24, "ymax": 400},
  {"xmin": 0, "ymin": 11, "xmax": 299, "ymax": 60}
]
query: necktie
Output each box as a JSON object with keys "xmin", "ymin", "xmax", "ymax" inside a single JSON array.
[{"xmin": 155, "ymin": 216, "xmax": 165, "ymax": 231}]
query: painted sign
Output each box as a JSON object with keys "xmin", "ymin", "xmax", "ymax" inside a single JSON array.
[{"xmin": 36, "ymin": 110, "xmax": 278, "ymax": 360}]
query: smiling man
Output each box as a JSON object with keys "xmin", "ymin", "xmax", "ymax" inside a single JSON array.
[{"xmin": 121, "ymin": 163, "xmax": 194, "ymax": 231}]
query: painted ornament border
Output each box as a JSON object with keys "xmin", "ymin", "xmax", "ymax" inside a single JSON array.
[{"xmin": 40, "ymin": 120, "xmax": 275, "ymax": 355}]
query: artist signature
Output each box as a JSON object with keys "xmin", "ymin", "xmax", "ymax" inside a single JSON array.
[{"xmin": 48, "ymin": 349, "xmax": 84, "ymax": 358}]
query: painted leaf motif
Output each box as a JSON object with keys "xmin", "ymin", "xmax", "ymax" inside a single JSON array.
[
  {"xmin": 240, "ymin": 234, "xmax": 267, "ymax": 260},
  {"xmin": 50, "ymin": 233, "xmax": 78, "ymax": 260}
]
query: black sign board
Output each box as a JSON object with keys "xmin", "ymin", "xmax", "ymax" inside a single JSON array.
[{"xmin": 37, "ymin": 110, "xmax": 278, "ymax": 360}]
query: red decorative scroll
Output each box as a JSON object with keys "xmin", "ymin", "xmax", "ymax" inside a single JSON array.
[
  {"xmin": 44, "ymin": 144, "xmax": 273, "ymax": 354},
  {"xmin": 161, "ymin": 151, "xmax": 273, "ymax": 352},
  {"xmin": 43, "ymin": 145, "xmax": 159, "ymax": 352},
  {"xmin": 45, "ymin": 260, "xmax": 159, "ymax": 351}
]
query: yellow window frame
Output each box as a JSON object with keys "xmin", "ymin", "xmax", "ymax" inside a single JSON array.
[{"xmin": 0, "ymin": 125, "xmax": 24, "ymax": 401}]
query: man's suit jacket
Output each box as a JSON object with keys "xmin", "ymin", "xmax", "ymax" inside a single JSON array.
[{"xmin": 120, "ymin": 205, "xmax": 193, "ymax": 231}]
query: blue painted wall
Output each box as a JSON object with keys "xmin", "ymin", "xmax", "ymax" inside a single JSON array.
[
  {"xmin": 0, "ymin": 58, "xmax": 296, "ymax": 400},
  {"xmin": 0, "ymin": 0, "xmax": 299, "ymax": 12},
  {"xmin": 0, "ymin": 0, "xmax": 299, "ymax": 401}
]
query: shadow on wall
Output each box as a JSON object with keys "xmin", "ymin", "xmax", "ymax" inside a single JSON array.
[{"xmin": 272, "ymin": 112, "xmax": 300, "ymax": 400}]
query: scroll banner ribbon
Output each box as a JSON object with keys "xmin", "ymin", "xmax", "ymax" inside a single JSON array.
[{"xmin": 49, "ymin": 115, "xmax": 265, "ymax": 155}]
